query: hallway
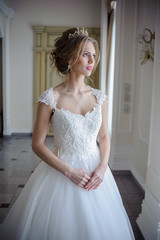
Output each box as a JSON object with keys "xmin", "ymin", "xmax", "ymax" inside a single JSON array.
[{"xmin": 0, "ymin": 135, "xmax": 144, "ymax": 239}]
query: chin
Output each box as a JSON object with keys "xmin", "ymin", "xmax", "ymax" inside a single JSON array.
[
  {"xmin": 86, "ymin": 74, "xmax": 92, "ymax": 77},
  {"xmin": 85, "ymin": 72, "xmax": 92, "ymax": 77}
]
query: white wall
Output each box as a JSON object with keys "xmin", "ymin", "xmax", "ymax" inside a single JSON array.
[
  {"xmin": 108, "ymin": 2, "xmax": 160, "ymax": 236},
  {"xmin": 137, "ymin": 1, "xmax": 160, "ymax": 238},
  {"xmin": 131, "ymin": 0, "xmax": 157, "ymax": 188},
  {"xmin": 109, "ymin": 0, "xmax": 158, "ymax": 188},
  {"xmin": 5, "ymin": 0, "xmax": 101, "ymax": 133}
]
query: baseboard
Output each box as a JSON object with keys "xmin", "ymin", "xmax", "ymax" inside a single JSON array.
[
  {"xmin": 3, "ymin": 133, "xmax": 32, "ymax": 138},
  {"xmin": 137, "ymin": 187, "xmax": 160, "ymax": 240},
  {"xmin": 130, "ymin": 166, "xmax": 145, "ymax": 191}
]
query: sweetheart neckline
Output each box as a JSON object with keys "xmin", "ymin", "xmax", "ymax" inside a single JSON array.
[
  {"xmin": 51, "ymin": 86, "xmax": 100, "ymax": 117},
  {"xmin": 54, "ymin": 104, "xmax": 99, "ymax": 118}
]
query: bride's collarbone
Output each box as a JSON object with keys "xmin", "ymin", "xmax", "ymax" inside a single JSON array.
[{"xmin": 53, "ymin": 88, "xmax": 98, "ymax": 116}]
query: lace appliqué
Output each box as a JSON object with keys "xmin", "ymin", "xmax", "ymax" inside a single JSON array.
[
  {"xmin": 52, "ymin": 105, "xmax": 102, "ymax": 172},
  {"xmin": 37, "ymin": 86, "xmax": 107, "ymax": 173},
  {"xmin": 37, "ymin": 87, "xmax": 107, "ymax": 110},
  {"xmin": 90, "ymin": 87, "xmax": 107, "ymax": 105},
  {"xmin": 37, "ymin": 88, "xmax": 57, "ymax": 110}
]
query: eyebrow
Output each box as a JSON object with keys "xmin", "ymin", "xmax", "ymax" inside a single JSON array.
[{"xmin": 83, "ymin": 50, "xmax": 96, "ymax": 55}]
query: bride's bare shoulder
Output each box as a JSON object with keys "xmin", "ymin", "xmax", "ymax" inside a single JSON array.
[
  {"xmin": 53, "ymin": 83, "xmax": 65, "ymax": 92},
  {"xmin": 52, "ymin": 83, "xmax": 66, "ymax": 103}
]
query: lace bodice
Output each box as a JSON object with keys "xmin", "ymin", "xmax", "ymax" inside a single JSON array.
[{"xmin": 38, "ymin": 87, "xmax": 107, "ymax": 172}]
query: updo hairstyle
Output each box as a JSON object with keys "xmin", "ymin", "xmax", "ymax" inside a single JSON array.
[{"xmin": 50, "ymin": 28, "xmax": 100, "ymax": 76}]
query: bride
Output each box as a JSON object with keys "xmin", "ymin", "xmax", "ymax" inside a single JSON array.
[{"xmin": 1, "ymin": 27, "xmax": 135, "ymax": 240}]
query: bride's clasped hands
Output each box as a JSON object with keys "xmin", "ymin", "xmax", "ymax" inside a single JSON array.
[
  {"xmin": 84, "ymin": 164, "xmax": 108, "ymax": 191},
  {"xmin": 67, "ymin": 168, "xmax": 91, "ymax": 188},
  {"xmin": 67, "ymin": 164, "xmax": 107, "ymax": 191}
]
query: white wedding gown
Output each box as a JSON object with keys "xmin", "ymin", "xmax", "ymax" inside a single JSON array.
[{"xmin": 1, "ymin": 87, "xmax": 135, "ymax": 240}]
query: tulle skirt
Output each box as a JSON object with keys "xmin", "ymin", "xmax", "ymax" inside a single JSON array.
[{"xmin": 1, "ymin": 151, "xmax": 135, "ymax": 240}]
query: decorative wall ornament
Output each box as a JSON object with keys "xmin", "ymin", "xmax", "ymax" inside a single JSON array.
[{"xmin": 137, "ymin": 28, "xmax": 155, "ymax": 65}]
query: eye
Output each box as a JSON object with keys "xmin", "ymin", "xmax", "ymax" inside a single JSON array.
[
  {"xmin": 82, "ymin": 52, "xmax": 88, "ymax": 57},
  {"xmin": 93, "ymin": 54, "xmax": 96, "ymax": 59}
]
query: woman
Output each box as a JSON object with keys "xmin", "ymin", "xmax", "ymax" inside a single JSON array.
[{"xmin": 1, "ymin": 27, "xmax": 135, "ymax": 239}]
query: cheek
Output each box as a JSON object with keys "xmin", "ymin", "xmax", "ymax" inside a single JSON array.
[
  {"xmin": 78, "ymin": 58, "xmax": 85, "ymax": 65},
  {"xmin": 75, "ymin": 59, "xmax": 86, "ymax": 70},
  {"xmin": 71, "ymin": 57, "xmax": 87, "ymax": 72}
]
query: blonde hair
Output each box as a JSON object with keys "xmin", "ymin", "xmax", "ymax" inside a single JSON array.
[{"xmin": 50, "ymin": 28, "xmax": 100, "ymax": 77}]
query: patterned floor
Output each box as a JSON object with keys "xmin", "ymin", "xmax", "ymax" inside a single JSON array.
[{"xmin": 0, "ymin": 135, "xmax": 144, "ymax": 239}]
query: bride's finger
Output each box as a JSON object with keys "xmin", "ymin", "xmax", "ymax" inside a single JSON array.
[
  {"xmin": 84, "ymin": 179, "xmax": 96, "ymax": 189},
  {"xmin": 85, "ymin": 178, "xmax": 102, "ymax": 190},
  {"xmin": 84, "ymin": 174, "xmax": 99, "ymax": 187},
  {"xmin": 88, "ymin": 180, "xmax": 102, "ymax": 190},
  {"xmin": 80, "ymin": 177, "xmax": 89, "ymax": 184},
  {"xmin": 88, "ymin": 179, "xmax": 100, "ymax": 189},
  {"xmin": 93, "ymin": 181, "xmax": 101, "ymax": 190},
  {"xmin": 78, "ymin": 183, "xmax": 84, "ymax": 188},
  {"xmin": 92, "ymin": 179, "xmax": 102, "ymax": 189}
]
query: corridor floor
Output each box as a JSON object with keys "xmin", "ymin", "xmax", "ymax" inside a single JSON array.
[{"xmin": 0, "ymin": 135, "xmax": 144, "ymax": 240}]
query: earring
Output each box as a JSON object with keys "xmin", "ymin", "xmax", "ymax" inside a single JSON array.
[{"xmin": 67, "ymin": 64, "xmax": 71, "ymax": 70}]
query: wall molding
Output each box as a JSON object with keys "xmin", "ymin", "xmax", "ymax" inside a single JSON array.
[
  {"xmin": 137, "ymin": 187, "xmax": 160, "ymax": 240},
  {"xmin": 129, "ymin": 0, "xmax": 138, "ymax": 133},
  {"xmin": 137, "ymin": 1, "xmax": 160, "ymax": 239},
  {"xmin": 138, "ymin": 66, "xmax": 150, "ymax": 144},
  {"xmin": 130, "ymin": 165, "xmax": 145, "ymax": 191},
  {"xmin": 117, "ymin": 0, "xmax": 137, "ymax": 133},
  {"xmin": 137, "ymin": 0, "xmax": 150, "ymax": 145},
  {"xmin": 109, "ymin": 144, "xmax": 133, "ymax": 170},
  {"xmin": 111, "ymin": 0, "xmax": 120, "ymax": 133},
  {"xmin": 117, "ymin": 0, "xmax": 125, "ymax": 132}
]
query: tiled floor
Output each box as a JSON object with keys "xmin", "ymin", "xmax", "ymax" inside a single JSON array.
[
  {"xmin": 113, "ymin": 171, "xmax": 145, "ymax": 240},
  {"xmin": 0, "ymin": 135, "xmax": 144, "ymax": 239}
]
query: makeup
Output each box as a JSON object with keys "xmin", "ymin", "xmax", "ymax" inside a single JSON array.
[{"xmin": 86, "ymin": 66, "xmax": 93, "ymax": 71}]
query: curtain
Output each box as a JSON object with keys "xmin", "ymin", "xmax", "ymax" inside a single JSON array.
[{"xmin": 106, "ymin": 1, "xmax": 116, "ymax": 138}]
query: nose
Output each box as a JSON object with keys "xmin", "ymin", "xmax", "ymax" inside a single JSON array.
[{"xmin": 88, "ymin": 55, "xmax": 94, "ymax": 64}]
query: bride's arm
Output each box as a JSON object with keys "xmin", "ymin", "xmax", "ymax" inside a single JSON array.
[
  {"xmin": 98, "ymin": 98, "xmax": 110, "ymax": 169},
  {"xmin": 32, "ymin": 102, "xmax": 90, "ymax": 187},
  {"xmin": 84, "ymin": 99, "xmax": 110, "ymax": 190}
]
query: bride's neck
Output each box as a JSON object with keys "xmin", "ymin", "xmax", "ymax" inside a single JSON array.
[{"xmin": 64, "ymin": 74, "xmax": 87, "ymax": 93}]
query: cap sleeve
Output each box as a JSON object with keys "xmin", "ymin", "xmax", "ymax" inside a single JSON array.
[
  {"xmin": 37, "ymin": 87, "xmax": 57, "ymax": 110},
  {"xmin": 91, "ymin": 88, "xmax": 107, "ymax": 105},
  {"xmin": 99, "ymin": 91, "xmax": 107, "ymax": 105}
]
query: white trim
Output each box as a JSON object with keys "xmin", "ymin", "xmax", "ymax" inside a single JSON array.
[
  {"xmin": 0, "ymin": 0, "xmax": 15, "ymax": 136},
  {"xmin": 0, "ymin": 14, "xmax": 3, "ymax": 37},
  {"xmin": 5, "ymin": 129, "xmax": 33, "ymax": 135},
  {"xmin": 117, "ymin": 0, "xmax": 125, "ymax": 132},
  {"xmin": 138, "ymin": 66, "xmax": 149, "ymax": 144},
  {"xmin": 111, "ymin": 0, "xmax": 121, "ymax": 133},
  {"xmin": 130, "ymin": 165, "xmax": 145, "ymax": 191},
  {"xmin": 147, "ymin": 0, "xmax": 160, "ymax": 168},
  {"xmin": 99, "ymin": 0, "xmax": 107, "ymax": 92},
  {"xmin": 137, "ymin": 1, "xmax": 160, "ymax": 238},
  {"xmin": 0, "ymin": 0, "xmax": 14, "ymax": 20},
  {"xmin": 137, "ymin": 187, "xmax": 160, "ymax": 240},
  {"xmin": 107, "ymin": 6, "xmax": 116, "ymax": 138},
  {"xmin": 137, "ymin": 0, "xmax": 149, "ymax": 144},
  {"xmin": 128, "ymin": 0, "xmax": 138, "ymax": 133},
  {"xmin": 148, "ymin": 164, "xmax": 160, "ymax": 180},
  {"xmin": 117, "ymin": 0, "xmax": 137, "ymax": 133}
]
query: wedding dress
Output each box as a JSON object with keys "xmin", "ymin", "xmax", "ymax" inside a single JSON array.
[{"xmin": 1, "ymin": 87, "xmax": 135, "ymax": 240}]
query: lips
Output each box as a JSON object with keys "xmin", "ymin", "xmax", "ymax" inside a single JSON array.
[{"xmin": 86, "ymin": 66, "xmax": 93, "ymax": 71}]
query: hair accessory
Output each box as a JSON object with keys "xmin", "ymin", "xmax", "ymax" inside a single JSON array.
[{"xmin": 68, "ymin": 27, "xmax": 88, "ymax": 39}]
